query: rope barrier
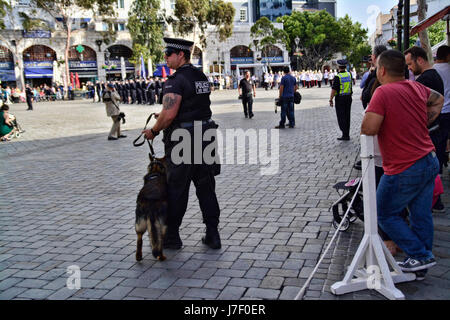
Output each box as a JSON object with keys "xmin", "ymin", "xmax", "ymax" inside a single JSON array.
[{"xmin": 294, "ymin": 157, "xmax": 373, "ymax": 300}]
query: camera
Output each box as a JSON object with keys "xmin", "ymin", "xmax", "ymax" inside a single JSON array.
[{"xmin": 118, "ymin": 112, "xmax": 126, "ymax": 124}]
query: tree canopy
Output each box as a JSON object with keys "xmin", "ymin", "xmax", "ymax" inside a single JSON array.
[
  {"xmin": 250, "ymin": 17, "xmax": 290, "ymax": 71},
  {"xmin": 166, "ymin": 0, "xmax": 235, "ymax": 48},
  {"xmin": 127, "ymin": 0, "xmax": 164, "ymax": 65},
  {"xmin": 278, "ymin": 10, "xmax": 371, "ymax": 70}
]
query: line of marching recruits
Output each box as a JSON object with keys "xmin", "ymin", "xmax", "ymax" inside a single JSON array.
[
  {"xmin": 293, "ymin": 68, "xmax": 358, "ymax": 89},
  {"xmin": 95, "ymin": 78, "xmax": 166, "ymax": 105}
]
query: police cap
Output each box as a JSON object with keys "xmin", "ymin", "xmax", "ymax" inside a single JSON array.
[
  {"xmin": 337, "ymin": 59, "xmax": 348, "ymax": 67},
  {"xmin": 163, "ymin": 37, "xmax": 194, "ymax": 53}
]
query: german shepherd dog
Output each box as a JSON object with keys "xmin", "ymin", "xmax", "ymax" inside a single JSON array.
[{"xmin": 135, "ymin": 155, "xmax": 168, "ymax": 261}]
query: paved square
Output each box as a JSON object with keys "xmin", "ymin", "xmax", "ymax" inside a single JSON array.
[{"xmin": 1, "ymin": 84, "xmax": 449, "ymax": 300}]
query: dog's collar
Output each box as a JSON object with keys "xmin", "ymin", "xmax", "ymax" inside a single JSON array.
[{"xmin": 145, "ymin": 173, "xmax": 162, "ymax": 182}]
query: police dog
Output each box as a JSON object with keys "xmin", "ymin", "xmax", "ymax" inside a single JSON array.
[{"xmin": 135, "ymin": 155, "xmax": 168, "ymax": 261}]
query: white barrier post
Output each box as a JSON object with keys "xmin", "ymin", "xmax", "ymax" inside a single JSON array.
[{"xmin": 330, "ymin": 135, "xmax": 416, "ymax": 300}]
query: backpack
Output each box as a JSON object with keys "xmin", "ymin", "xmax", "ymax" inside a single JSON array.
[
  {"xmin": 102, "ymin": 90, "xmax": 112, "ymax": 102},
  {"xmin": 294, "ymin": 91, "xmax": 302, "ymax": 104}
]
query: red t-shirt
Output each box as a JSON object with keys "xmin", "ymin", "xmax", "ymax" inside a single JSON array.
[{"xmin": 366, "ymin": 80, "xmax": 435, "ymax": 175}]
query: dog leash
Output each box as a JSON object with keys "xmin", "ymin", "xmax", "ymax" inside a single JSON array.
[{"xmin": 133, "ymin": 113, "xmax": 156, "ymax": 158}]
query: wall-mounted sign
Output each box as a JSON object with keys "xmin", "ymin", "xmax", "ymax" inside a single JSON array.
[
  {"xmin": 261, "ymin": 56, "xmax": 284, "ymax": 63},
  {"xmin": 69, "ymin": 61, "xmax": 97, "ymax": 69},
  {"xmin": 0, "ymin": 62, "xmax": 14, "ymax": 70},
  {"xmin": 230, "ymin": 57, "xmax": 254, "ymax": 65},
  {"xmin": 23, "ymin": 30, "xmax": 51, "ymax": 38}
]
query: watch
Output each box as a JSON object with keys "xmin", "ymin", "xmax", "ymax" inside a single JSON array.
[{"xmin": 150, "ymin": 128, "xmax": 159, "ymax": 136}]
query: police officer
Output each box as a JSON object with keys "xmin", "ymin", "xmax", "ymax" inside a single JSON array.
[
  {"xmin": 130, "ymin": 79, "xmax": 137, "ymax": 104},
  {"xmin": 329, "ymin": 60, "xmax": 353, "ymax": 141},
  {"xmin": 143, "ymin": 37, "xmax": 221, "ymax": 250}
]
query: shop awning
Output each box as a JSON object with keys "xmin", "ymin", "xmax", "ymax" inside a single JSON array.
[
  {"xmin": 24, "ymin": 68, "xmax": 53, "ymax": 78},
  {"xmin": 410, "ymin": 5, "xmax": 450, "ymax": 36},
  {"xmin": 0, "ymin": 69, "xmax": 16, "ymax": 82}
]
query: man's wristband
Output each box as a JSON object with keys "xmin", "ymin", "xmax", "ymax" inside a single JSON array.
[{"xmin": 150, "ymin": 128, "xmax": 159, "ymax": 136}]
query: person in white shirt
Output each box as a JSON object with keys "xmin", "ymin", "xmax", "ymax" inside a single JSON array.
[
  {"xmin": 317, "ymin": 71, "xmax": 323, "ymax": 88},
  {"xmin": 305, "ymin": 71, "xmax": 310, "ymax": 88},
  {"xmin": 351, "ymin": 68, "xmax": 357, "ymax": 85},
  {"xmin": 329, "ymin": 70, "xmax": 335, "ymax": 87},
  {"xmin": 324, "ymin": 69, "xmax": 329, "ymax": 86}
]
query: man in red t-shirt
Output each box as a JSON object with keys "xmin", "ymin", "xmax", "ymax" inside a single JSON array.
[{"xmin": 361, "ymin": 50, "xmax": 443, "ymax": 274}]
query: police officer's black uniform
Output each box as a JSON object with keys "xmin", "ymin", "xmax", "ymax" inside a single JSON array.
[
  {"xmin": 159, "ymin": 38, "xmax": 221, "ymax": 250},
  {"xmin": 130, "ymin": 80, "xmax": 137, "ymax": 104},
  {"xmin": 331, "ymin": 60, "xmax": 353, "ymax": 140},
  {"xmin": 136, "ymin": 79, "xmax": 143, "ymax": 104},
  {"xmin": 148, "ymin": 79, "xmax": 156, "ymax": 105},
  {"xmin": 124, "ymin": 81, "xmax": 130, "ymax": 104}
]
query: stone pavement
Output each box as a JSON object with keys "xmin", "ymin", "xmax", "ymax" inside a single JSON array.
[{"xmin": 0, "ymin": 84, "xmax": 449, "ymax": 300}]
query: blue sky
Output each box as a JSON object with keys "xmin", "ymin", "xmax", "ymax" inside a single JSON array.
[{"xmin": 337, "ymin": 0, "xmax": 399, "ymax": 35}]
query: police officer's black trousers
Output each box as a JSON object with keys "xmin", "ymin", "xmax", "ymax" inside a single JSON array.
[
  {"xmin": 335, "ymin": 96, "xmax": 352, "ymax": 138},
  {"xmin": 242, "ymin": 96, "xmax": 253, "ymax": 117},
  {"xmin": 136, "ymin": 90, "xmax": 142, "ymax": 104},
  {"xmin": 164, "ymin": 124, "xmax": 221, "ymax": 233},
  {"xmin": 166, "ymin": 162, "xmax": 220, "ymax": 231},
  {"xmin": 147, "ymin": 90, "xmax": 155, "ymax": 105},
  {"xmin": 26, "ymin": 98, "xmax": 33, "ymax": 110}
]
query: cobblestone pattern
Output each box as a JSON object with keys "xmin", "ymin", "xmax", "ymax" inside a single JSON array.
[{"xmin": 0, "ymin": 85, "xmax": 448, "ymax": 300}]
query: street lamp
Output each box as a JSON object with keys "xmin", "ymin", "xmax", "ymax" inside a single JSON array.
[
  {"xmin": 389, "ymin": 15, "xmax": 395, "ymax": 39},
  {"xmin": 95, "ymin": 39, "xmax": 102, "ymax": 52},
  {"xmin": 217, "ymin": 47, "xmax": 222, "ymax": 89},
  {"xmin": 294, "ymin": 37, "xmax": 301, "ymax": 71}
]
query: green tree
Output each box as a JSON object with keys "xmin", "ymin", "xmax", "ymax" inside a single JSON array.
[
  {"xmin": 127, "ymin": 0, "xmax": 165, "ymax": 72},
  {"xmin": 410, "ymin": 20, "xmax": 446, "ymax": 49},
  {"xmin": 166, "ymin": 0, "xmax": 235, "ymax": 48},
  {"xmin": 338, "ymin": 15, "xmax": 372, "ymax": 72},
  {"xmin": 0, "ymin": 1, "xmax": 50, "ymax": 90},
  {"xmin": 30, "ymin": 0, "xmax": 117, "ymax": 92},
  {"xmin": 250, "ymin": 17, "xmax": 289, "ymax": 72},
  {"xmin": 278, "ymin": 10, "xmax": 350, "ymax": 70}
]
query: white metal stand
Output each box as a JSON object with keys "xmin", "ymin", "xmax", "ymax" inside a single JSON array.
[{"xmin": 330, "ymin": 135, "xmax": 416, "ymax": 300}]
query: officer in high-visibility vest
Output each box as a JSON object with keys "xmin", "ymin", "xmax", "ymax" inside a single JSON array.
[{"xmin": 329, "ymin": 59, "xmax": 353, "ymax": 141}]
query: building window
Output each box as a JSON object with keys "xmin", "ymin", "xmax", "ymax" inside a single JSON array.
[
  {"xmin": 240, "ymin": 8, "xmax": 247, "ymax": 22},
  {"xmin": 114, "ymin": 23, "xmax": 125, "ymax": 31},
  {"xmin": 118, "ymin": 0, "xmax": 124, "ymax": 9},
  {"xmin": 170, "ymin": 0, "xmax": 176, "ymax": 10}
]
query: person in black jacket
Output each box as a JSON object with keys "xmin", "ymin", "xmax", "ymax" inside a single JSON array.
[
  {"xmin": 361, "ymin": 45, "xmax": 387, "ymax": 109},
  {"xmin": 124, "ymin": 80, "xmax": 130, "ymax": 104},
  {"xmin": 95, "ymin": 80, "xmax": 102, "ymax": 103},
  {"xmin": 136, "ymin": 78, "xmax": 143, "ymax": 104},
  {"xmin": 147, "ymin": 78, "xmax": 155, "ymax": 105},
  {"xmin": 130, "ymin": 79, "xmax": 137, "ymax": 104},
  {"xmin": 141, "ymin": 79, "xmax": 147, "ymax": 104},
  {"xmin": 25, "ymin": 84, "xmax": 33, "ymax": 110}
]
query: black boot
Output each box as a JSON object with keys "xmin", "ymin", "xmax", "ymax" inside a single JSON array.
[
  {"xmin": 163, "ymin": 229, "xmax": 182, "ymax": 249},
  {"xmin": 202, "ymin": 227, "xmax": 221, "ymax": 249}
]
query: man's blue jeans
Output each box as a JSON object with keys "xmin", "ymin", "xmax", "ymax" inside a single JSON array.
[
  {"xmin": 280, "ymin": 97, "xmax": 295, "ymax": 127},
  {"xmin": 377, "ymin": 152, "xmax": 439, "ymax": 260}
]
